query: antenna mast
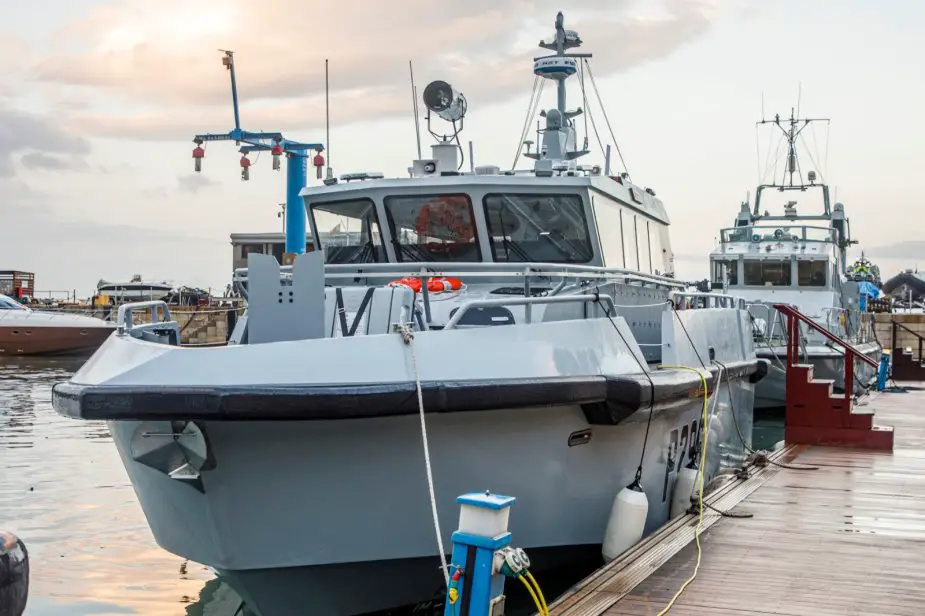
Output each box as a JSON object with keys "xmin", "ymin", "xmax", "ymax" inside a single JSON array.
[
  {"xmin": 409, "ymin": 61, "xmax": 423, "ymax": 160},
  {"xmin": 325, "ymin": 59, "xmax": 333, "ymax": 181},
  {"xmin": 525, "ymin": 11, "xmax": 592, "ymax": 166},
  {"xmin": 757, "ymin": 107, "xmax": 829, "ymax": 189}
]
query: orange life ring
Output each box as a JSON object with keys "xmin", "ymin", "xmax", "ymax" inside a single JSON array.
[
  {"xmin": 427, "ymin": 277, "xmax": 463, "ymax": 293},
  {"xmin": 387, "ymin": 276, "xmax": 463, "ymax": 294},
  {"xmin": 388, "ymin": 277, "xmax": 423, "ymax": 293}
]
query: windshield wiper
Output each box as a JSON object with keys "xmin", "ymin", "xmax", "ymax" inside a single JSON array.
[
  {"xmin": 540, "ymin": 231, "xmax": 590, "ymax": 262},
  {"xmin": 502, "ymin": 238, "xmax": 536, "ymax": 262},
  {"xmin": 391, "ymin": 239, "xmax": 432, "ymax": 262}
]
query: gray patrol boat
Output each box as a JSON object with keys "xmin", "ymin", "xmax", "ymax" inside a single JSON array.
[
  {"xmin": 53, "ymin": 13, "xmax": 765, "ymax": 616},
  {"xmin": 708, "ymin": 110, "xmax": 880, "ymax": 410}
]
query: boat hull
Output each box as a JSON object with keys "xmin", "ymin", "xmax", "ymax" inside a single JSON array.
[
  {"xmin": 754, "ymin": 341, "xmax": 882, "ymax": 410},
  {"xmin": 0, "ymin": 324, "xmax": 114, "ymax": 356},
  {"xmin": 106, "ymin": 377, "xmax": 754, "ymax": 616}
]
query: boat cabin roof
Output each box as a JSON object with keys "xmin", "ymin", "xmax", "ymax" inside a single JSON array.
[
  {"xmin": 301, "ymin": 172, "xmax": 670, "ymax": 224},
  {"xmin": 293, "ymin": 170, "xmax": 673, "ymax": 274}
]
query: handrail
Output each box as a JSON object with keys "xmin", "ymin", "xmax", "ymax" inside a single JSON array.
[
  {"xmin": 232, "ymin": 261, "xmax": 686, "ymax": 289},
  {"xmin": 233, "ymin": 260, "xmax": 684, "ymax": 329},
  {"xmin": 892, "ymin": 319, "xmax": 925, "ymax": 360},
  {"xmin": 443, "ymin": 294, "xmax": 616, "ymax": 330},
  {"xmin": 116, "ymin": 300, "xmax": 172, "ymax": 334},
  {"xmin": 671, "ymin": 291, "xmax": 746, "ymax": 310},
  {"xmin": 773, "ymin": 303, "xmax": 877, "ymax": 369},
  {"xmin": 774, "ymin": 302, "xmax": 877, "ymax": 407}
]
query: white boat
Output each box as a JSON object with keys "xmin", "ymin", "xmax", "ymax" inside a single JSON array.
[
  {"xmin": 708, "ymin": 110, "xmax": 881, "ymax": 410},
  {"xmin": 53, "ymin": 13, "xmax": 766, "ymax": 615},
  {"xmin": 96, "ymin": 274, "xmax": 173, "ymax": 302}
]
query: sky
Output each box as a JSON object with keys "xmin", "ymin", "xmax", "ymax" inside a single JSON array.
[{"xmin": 1, "ymin": 0, "xmax": 924, "ymax": 297}]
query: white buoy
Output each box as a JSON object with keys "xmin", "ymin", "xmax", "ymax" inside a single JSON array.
[
  {"xmin": 773, "ymin": 439, "xmax": 785, "ymax": 451},
  {"xmin": 602, "ymin": 483, "xmax": 649, "ymax": 562},
  {"xmin": 670, "ymin": 464, "xmax": 700, "ymax": 518}
]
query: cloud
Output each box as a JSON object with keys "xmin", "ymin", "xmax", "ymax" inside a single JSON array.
[
  {"xmin": 865, "ymin": 241, "xmax": 925, "ymax": 261},
  {"xmin": 0, "ymin": 107, "xmax": 90, "ymax": 177},
  {"xmin": 20, "ymin": 151, "xmax": 91, "ymax": 172},
  {"xmin": 0, "ymin": 180, "xmax": 224, "ymax": 291},
  {"xmin": 33, "ymin": 0, "xmax": 737, "ymax": 140},
  {"xmin": 177, "ymin": 173, "xmax": 220, "ymax": 193}
]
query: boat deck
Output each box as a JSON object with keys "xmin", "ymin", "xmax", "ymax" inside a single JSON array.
[{"xmin": 549, "ymin": 382, "xmax": 925, "ymax": 616}]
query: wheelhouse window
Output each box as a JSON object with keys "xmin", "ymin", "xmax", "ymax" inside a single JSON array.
[
  {"xmin": 482, "ymin": 193, "xmax": 593, "ymax": 263},
  {"xmin": 798, "ymin": 260, "xmax": 827, "ymax": 287},
  {"xmin": 744, "ymin": 259, "xmax": 791, "ymax": 286},
  {"xmin": 712, "ymin": 260, "xmax": 738, "ymax": 285},
  {"xmin": 309, "ymin": 198, "xmax": 384, "ymax": 264},
  {"xmin": 384, "ymin": 194, "xmax": 480, "ymax": 262}
]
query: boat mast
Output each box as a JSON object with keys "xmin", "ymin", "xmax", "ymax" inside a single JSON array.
[
  {"xmin": 754, "ymin": 107, "xmax": 830, "ymax": 216},
  {"xmin": 527, "ymin": 11, "xmax": 592, "ymax": 167}
]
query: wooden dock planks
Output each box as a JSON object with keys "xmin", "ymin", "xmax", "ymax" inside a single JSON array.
[{"xmin": 552, "ymin": 383, "xmax": 925, "ymax": 616}]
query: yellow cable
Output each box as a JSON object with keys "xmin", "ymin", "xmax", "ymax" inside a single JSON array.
[
  {"xmin": 517, "ymin": 574, "xmax": 546, "ymax": 616},
  {"xmin": 524, "ymin": 570, "xmax": 549, "ymax": 616},
  {"xmin": 653, "ymin": 365, "xmax": 711, "ymax": 616}
]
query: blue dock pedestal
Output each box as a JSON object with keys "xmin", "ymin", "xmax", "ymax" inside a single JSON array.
[
  {"xmin": 444, "ymin": 492, "xmax": 516, "ymax": 616},
  {"xmin": 878, "ymin": 349, "xmax": 891, "ymax": 391}
]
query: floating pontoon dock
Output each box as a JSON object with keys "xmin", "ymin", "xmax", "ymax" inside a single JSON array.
[{"xmin": 549, "ymin": 383, "xmax": 925, "ymax": 616}]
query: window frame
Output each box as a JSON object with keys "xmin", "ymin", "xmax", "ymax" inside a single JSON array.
[
  {"xmin": 743, "ymin": 259, "xmax": 792, "ymax": 287},
  {"xmin": 481, "ymin": 192, "xmax": 594, "ymax": 264},
  {"xmin": 797, "ymin": 259, "xmax": 829, "ymax": 288},
  {"xmin": 383, "ymin": 193, "xmax": 482, "ymax": 263},
  {"xmin": 308, "ymin": 197, "xmax": 385, "ymax": 264},
  {"xmin": 712, "ymin": 259, "xmax": 739, "ymax": 286}
]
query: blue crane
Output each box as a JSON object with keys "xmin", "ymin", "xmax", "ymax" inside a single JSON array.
[{"xmin": 191, "ymin": 50, "xmax": 324, "ymax": 256}]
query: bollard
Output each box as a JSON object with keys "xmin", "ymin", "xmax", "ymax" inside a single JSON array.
[
  {"xmin": 444, "ymin": 491, "xmax": 516, "ymax": 616},
  {"xmin": 877, "ymin": 349, "xmax": 891, "ymax": 391},
  {"xmin": 0, "ymin": 531, "xmax": 29, "ymax": 616}
]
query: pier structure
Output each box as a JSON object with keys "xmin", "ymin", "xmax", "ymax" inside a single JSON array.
[{"xmin": 549, "ymin": 311, "xmax": 925, "ymax": 616}]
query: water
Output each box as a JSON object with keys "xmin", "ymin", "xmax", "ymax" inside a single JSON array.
[
  {"xmin": 752, "ymin": 412, "xmax": 786, "ymax": 451},
  {"xmin": 0, "ymin": 357, "xmax": 256, "ymax": 616},
  {"xmin": 0, "ymin": 357, "xmax": 785, "ymax": 615}
]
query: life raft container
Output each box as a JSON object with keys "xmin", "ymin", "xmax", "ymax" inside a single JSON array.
[{"xmin": 388, "ymin": 277, "xmax": 463, "ymax": 294}]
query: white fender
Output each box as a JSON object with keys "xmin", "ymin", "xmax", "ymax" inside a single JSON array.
[
  {"xmin": 602, "ymin": 485, "xmax": 649, "ymax": 562},
  {"xmin": 670, "ymin": 465, "xmax": 700, "ymax": 518}
]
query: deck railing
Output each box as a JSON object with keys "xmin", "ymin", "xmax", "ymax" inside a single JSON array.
[
  {"xmin": 232, "ymin": 261, "xmax": 688, "ymax": 328},
  {"xmin": 671, "ymin": 292, "xmax": 746, "ymax": 310}
]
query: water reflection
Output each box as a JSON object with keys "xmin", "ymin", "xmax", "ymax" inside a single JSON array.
[{"xmin": 0, "ymin": 357, "xmax": 249, "ymax": 616}]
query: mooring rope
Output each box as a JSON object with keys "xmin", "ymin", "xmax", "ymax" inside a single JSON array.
[{"xmin": 397, "ymin": 323, "xmax": 450, "ymax": 587}]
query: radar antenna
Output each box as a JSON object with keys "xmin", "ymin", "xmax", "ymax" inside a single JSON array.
[{"xmin": 523, "ymin": 11, "xmax": 592, "ymax": 172}]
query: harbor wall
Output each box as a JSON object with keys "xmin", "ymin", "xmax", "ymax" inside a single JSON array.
[{"xmin": 168, "ymin": 305, "xmax": 246, "ymax": 346}]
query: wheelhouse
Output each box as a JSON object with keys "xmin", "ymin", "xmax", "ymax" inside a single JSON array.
[
  {"xmin": 303, "ymin": 174, "xmax": 675, "ymax": 276},
  {"xmin": 711, "ymin": 224, "xmax": 839, "ymax": 292}
]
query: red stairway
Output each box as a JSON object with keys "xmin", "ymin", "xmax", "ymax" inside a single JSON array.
[
  {"xmin": 774, "ymin": 304, "xmax": 894, "ymax": 451},
  {"xmin": 890, "ymin": 320, "xmax": 925, "ymax": 381}
]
